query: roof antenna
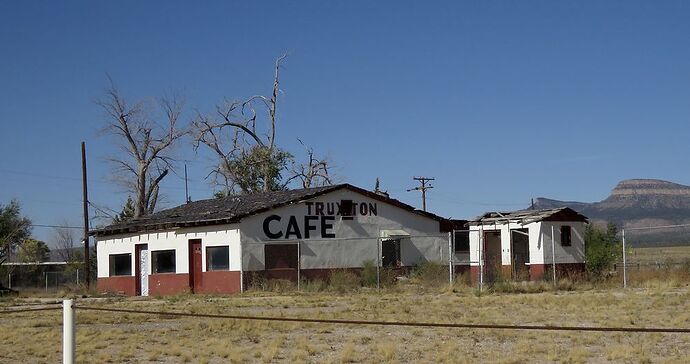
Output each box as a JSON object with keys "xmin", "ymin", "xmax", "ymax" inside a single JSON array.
[{"xmin": 184, "ymin": 164, "xmax": 191, "ymax": 203}]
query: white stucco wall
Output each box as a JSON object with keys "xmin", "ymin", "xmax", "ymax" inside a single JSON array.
[
  {"xmin": 96, "ymin": 224, "xmax": 241, "ymax": 278},
  {"xmin": 97, "ymin": 189, "xmax": 450, "ymax": 277},
  {"xmin": 239, "ymin": 189, "xmax": 447, "ymax": 270},
  {"xmin": 468, "ymin": 221, "xmax": 585, "ymax": 267}
]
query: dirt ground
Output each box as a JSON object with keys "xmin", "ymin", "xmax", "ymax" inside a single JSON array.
[{"xmin": 2, "ymin": 285, "xmax": 690, "ymax": 363}]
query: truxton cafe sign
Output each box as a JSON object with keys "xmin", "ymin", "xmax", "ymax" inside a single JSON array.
[{"xmin": 262, "ymin": 200, "xmax": 379, "ymax": 240}]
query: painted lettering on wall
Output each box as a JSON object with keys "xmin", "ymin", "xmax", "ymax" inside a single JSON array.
[
  {"xmin": 262, "ymin": 201, "xmax": 377, "ymax": 239},
  {"xmin": 263, "ymin": 215, "xmax": 335, "ymax": 239},
  {"xmin": 304, "ymin": 201, "xmax": 377, "ymax": 217}
]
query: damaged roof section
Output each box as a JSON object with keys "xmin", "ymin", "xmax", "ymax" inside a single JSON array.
[
  {"xmin": 92, "ymin": 184, "xmax": 452, "ymax": 237},
  {"xmin": 468, "ymin": 207, "xmax": 588, "ymax": 226}
]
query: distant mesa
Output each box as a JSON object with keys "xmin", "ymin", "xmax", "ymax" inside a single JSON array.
[{"xmin": 533, "ymin": 179, "xmax": 690, "ymax": 246}]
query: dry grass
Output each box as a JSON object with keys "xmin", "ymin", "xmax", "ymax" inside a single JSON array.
[{"xmin": 2, "ymin": 284, "xmax": 690, "ymax": 363}]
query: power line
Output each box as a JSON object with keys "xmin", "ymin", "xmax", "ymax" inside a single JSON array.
[
  {"xmin": 75, "ymin": 306, "xmax": 690, "ymax": 334},
  {"xmin": 623, "ymin": 223, "xmax": 690, "ymax": 232},
  {"xmin": 31, "ymin": 224, "xmax": 82, "ymax": 230}
]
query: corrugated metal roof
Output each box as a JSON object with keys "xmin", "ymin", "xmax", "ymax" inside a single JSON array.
[{"xmin": 468, "ymin": 207, "xmax": 588, "ymax": 226}]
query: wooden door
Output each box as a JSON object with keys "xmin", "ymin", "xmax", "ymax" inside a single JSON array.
[
  {"xmin": 189, "ymin": 239, "xmax": 202, "ymax": 293},
  {"xmin": 483, "ymin": 232, "xmax": 502, "ymax": 282}
]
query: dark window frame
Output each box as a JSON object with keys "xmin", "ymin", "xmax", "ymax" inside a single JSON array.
[
  {"xmin": 454, "ymin": 231, "xmax": 470, "ymax": 253},
  {"xmin": 151, "ymin": 249, "xmax": 176, "ymax": 274},
  {"xmin": 561, "ymin": 226, "xmax": 572, "ymax": 246},
  {"xmin": 109, "ymin": 253, "xmax": 132, "ymax": 277},
  {"xmin": 206, "ymin": 246, "xmax": 230, "ymax": 271}
]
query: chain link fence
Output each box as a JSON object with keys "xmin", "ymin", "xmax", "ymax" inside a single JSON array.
[
  {"xmin": 240, "ymin": 232, "xmax": 474, "ymax": 291},
  {"xmin": 1, "ymin": 263, "xmax": 86, "ymax": 292}
]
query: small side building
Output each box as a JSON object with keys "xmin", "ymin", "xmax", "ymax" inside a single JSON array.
[
  {"xmin": 93, "ymin": 184, "xmax": 453, "ymax": 296},
  {"xmin": 467, "ymin": 207, "xmax": 587, "ymax": 283}
]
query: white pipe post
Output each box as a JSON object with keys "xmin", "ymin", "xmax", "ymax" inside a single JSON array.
[
  {"xmin": 63, "ymin": 299, "xmax": 75, "ymax": 364},
  {"xmin": 551, "ymin": 226, "xmax": 557, "ymax": 285},
  {"xmin": 448, "ymin": 231, "xmax": 453, "ymax": 285},
  {"xmin": 622, "ymin": 229, "xmax": 627, "ymax": 289},
  {"xmin": 479, "ymin": 226, "xmax": 484, "ymax": 292},
  {"xmin": 76, "ymin": 269, "xmax": 79, "ymax": 286},
  {"xmin": 7, "ymin": 273, "xmax": 10, "ymax": 289},
  {"xmin": 45, "ymin": 272, "xmax": 48, "ymax": 292},
  {"xmin": 376, "ymin": 238, "xmax": 381, "ymax": 289}
]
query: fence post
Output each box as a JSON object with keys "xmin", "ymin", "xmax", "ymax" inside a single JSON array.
[
  {"xmin": 622, "ymin": 229, "xmax": 627, "ymax": 289},
  {"xmin": 63, "ymin": 299, "xmax": 75, "ymax": 364},
  {"xmin": 551, "ymin": 226, "xmax": 557, "ymax": 286},
  {"xmin": 76, "ymin": 269, "xmax": 79, "ymax": 286},
  {"xmin": 448, "ymin": 231, "xmax": 453, "ymax": 285},
  {"xmin": 45, "ymin": 272, "xmax": 48, "ymax": 292},
  {"xmin": 376, "ymin": 237, "xmax": 381, "ymax": 289},
  {"xmin": 479, "ymin": 226, "xmax": 483, "ymax": 292},
  {"xmin": 7, "ymin": 273, "xmax": 10, "ymax": 289}
]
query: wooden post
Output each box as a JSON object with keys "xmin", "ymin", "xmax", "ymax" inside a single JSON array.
[{"xmin": 81, "ymin": 142, "xmax": 90, "ymax": 288}]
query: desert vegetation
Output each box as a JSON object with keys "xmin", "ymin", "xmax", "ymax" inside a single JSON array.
[{"xmin": 3, "ymin": 273, "xmax": 690, "ymax": 363}]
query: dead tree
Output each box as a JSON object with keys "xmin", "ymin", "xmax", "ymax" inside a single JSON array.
[
  {"xmin": 98, "ymin": 78, "xmax": 186, "ymax": 217},
  {"xmin": 193, "ymin": 54, "xmax": 334, "ymax": 194},
  {"xmin": 52, "ymin": 222, "xmax": 77, "ymax": 262},
  {"xmin": 286, "ymin": 139, "xmax": 333, "ymax": 188},
  {"xmin": 193, "ymin": 54, "xmax": 289, "ymax": 194}
]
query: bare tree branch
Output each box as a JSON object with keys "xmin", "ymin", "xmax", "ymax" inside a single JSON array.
[{"xmin": 98, "ymin": 78, "xmax": 187, "ymax": 217}]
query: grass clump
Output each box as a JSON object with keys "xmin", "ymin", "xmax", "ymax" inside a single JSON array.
[
  {"xmin": 410, "ymin": 261, "xmax": 449, "ymax": 287},
  {"xmin": 328, "ymin": 270, "xmax": 360, "ymax": 292}
]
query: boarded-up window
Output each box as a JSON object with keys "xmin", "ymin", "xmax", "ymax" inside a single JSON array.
[
  {"xmin": 561, "ymin": 226, "xmax": 572, "ymax": 246},
  {"xmin": 206, "ymin": 246, "xmax": 230, "ymax": 271},
  {"xmin": 265, "ymin": 244, "xmax": 298, "ymax": 269},
  {"xmin": 454, "ymin": 231, "xmax": 470, "ymax": 252},
  {"xmin": 152, "ymin": 250, "xmax": 176, "ymax": 273},
  {"xmin": 109, "ymin": 254, "xmax": 132, "ymax": 276}
]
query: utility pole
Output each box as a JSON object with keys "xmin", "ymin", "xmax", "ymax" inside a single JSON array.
[
  {"xmin": 407, "ymin": 176, "xmax": 434, "ymax": 211},
  {"xmin": 81, "ymin": 142, "xmax": 90, "ymax": 288}
]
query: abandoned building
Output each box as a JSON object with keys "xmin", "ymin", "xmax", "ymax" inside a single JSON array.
[
  {"xmin": 93, "ymin": 184, "xmax": 456, "ymax": 296},
  {"xmin": 467, "ymin": 207, "xmax": 588, "ymax": 283}
]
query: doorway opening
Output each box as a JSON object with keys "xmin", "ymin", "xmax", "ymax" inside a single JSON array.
[{"xmin": 511, "ymin": 228, "xmax": 530, "ymax": 280}]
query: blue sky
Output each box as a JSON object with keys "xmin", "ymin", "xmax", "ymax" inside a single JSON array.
[{"xmin": 2, "ymin": 1, "xmax": 690, "ymax": 243}]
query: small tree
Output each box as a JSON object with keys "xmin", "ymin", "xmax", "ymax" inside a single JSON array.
[
  {"xmin": 18, "ymin": 238, "xmax": 50, "ymax": 263},
  {"xmin": 585, "ymin": 223, "xmax": 621, "ymax": 277},
  {"xmin": 113, "ymin": 197, "xmax": 136, "ymax": 223},
  {"xmin": 0, "ymin": 200, "xmax": 32, "ymax": 264}
]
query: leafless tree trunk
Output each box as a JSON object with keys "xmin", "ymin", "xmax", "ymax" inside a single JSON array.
[
  {"xmin": 98, "ymin": 77, "xmax": 186, "ymax": 217},
  {"xmin": 193, "ymin": 54, "xmax": 334, "ymax": 194},
  {"xmin": 52, "ymin": 222, "xmax": 76, "ymax": 262},
  {"xmin": 193, "ymin": 54, "xmax": 287, "ymax": 193}
]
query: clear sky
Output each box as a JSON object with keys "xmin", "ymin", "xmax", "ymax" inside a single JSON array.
[{"xmin": 2, "ymin": 1, "xmax": 690, "ymax": 244}]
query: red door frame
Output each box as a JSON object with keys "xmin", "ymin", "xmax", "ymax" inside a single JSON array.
[{"xmin": 188, "ymin": 239, "xmax": 202, "ymax": 293}]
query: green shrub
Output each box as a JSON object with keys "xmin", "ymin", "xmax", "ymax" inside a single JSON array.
[{"xmin": 585, "ymin": 223, "xmax": 622, "ymax": 278}]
